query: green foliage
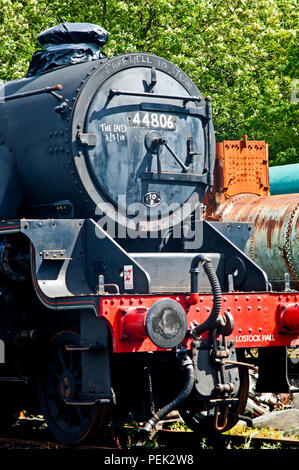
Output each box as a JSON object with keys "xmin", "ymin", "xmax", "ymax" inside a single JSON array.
[{"xmin": 0, "ymin": 0, "xmax": 297, "ymax": 164}]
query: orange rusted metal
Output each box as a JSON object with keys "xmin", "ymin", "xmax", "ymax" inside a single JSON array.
[
  {"xmin": 203, "ymin": 135, "xmax": 270, "ymax": 220},
  {"xmin": 216, "ymin": 135, "xmax": 270, "ymax": 198}
]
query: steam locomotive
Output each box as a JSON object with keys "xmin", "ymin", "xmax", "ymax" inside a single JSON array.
[{"xmin": 0, "ymin": 23, "xmax": 298, "ymax": 445}]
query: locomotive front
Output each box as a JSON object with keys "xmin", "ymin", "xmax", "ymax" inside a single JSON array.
[
  {"xmin": 0, "ymin": 23, "xmax": 214, "ymax": 234},
  {"xmin": 0, "ymin": 23, "xmax": 298, "ymax": 446}
]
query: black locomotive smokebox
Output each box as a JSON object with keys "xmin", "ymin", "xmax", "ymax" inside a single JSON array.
[{"xmin": 145, "ymin": 299, "xmax": 187, "ymax": 349}]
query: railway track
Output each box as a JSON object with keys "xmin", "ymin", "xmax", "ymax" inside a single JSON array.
[{"xmin": 0, "ymin": 417, "xmax": 298, "ymax": 451}]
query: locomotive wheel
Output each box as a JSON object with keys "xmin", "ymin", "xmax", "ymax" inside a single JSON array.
[
  {"xmin": 179, "ymin": 364, "xmax": 249, "ymax": 435},
  {"xmin": 38, "ymin": 330, "xmax": 109, "ymax": 445}
]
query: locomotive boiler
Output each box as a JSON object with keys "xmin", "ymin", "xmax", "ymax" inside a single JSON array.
[{"xmin": 0, "ymin": 23, "xmax": 298, "ymax": 445}]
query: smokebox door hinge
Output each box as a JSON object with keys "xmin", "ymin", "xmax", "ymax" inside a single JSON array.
[{"xmin": 77, "ymin": 132, "xmax": 97, "ymax": 147}]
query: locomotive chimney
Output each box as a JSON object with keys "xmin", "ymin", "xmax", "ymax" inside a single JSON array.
[{"xmin": 27, "ymin": 22, "xmax": 109, "ymax": 76}]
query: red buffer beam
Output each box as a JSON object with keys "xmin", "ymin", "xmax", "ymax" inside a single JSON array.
[{"xmin": 100, "ymin": 292, "xmax": 299, "ymax": 353}]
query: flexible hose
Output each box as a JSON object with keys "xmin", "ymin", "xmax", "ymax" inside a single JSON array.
[
  {"xmin": 190, "ymin": 255, "xmax": 222, "ymax": 337},
  {"xmin": 140, "ymin": 350, "xmax": 195, "ymax": 436}
]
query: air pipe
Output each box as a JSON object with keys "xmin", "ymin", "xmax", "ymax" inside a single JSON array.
[
  {"xmin": 189, "ymin": 254, "xmax": 222, "ymax": 337},
  {"xmin": 140, "ymin": 346, "xmax": 194, "ymax": 437}
]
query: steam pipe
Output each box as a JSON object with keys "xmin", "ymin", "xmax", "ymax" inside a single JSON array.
[{"xmin": 190, "ymin": 254, "xmax": 222, "ymax": 337}]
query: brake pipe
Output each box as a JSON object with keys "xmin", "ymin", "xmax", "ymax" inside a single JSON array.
[
  {"xmin": 189, "ymin": 254, "xmax": 222, "ymax": 337},
  {"xmin": 140, "ymin": 345, "xmax": 194, "ymax": 437}
]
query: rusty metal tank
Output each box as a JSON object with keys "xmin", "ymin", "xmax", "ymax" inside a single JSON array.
[
  {"xmin": 203, "ymin": 136, "xmax": 299, "ymax": 290},
  {"xmin": 217, "ymin": 193, "xmax": 299, "ymax": 289}
]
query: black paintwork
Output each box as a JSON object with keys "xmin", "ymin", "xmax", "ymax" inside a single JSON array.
[{"xmin": 0, "ymin": 43, "xmax": 278, "ymax": 439}]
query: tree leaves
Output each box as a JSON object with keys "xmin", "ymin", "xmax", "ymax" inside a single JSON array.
[{"xmin": 0, "ymin": 0, "xmax": 297, "ymax": 164}]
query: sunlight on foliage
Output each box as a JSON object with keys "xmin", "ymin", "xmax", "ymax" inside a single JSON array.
[{"xmin": 0, "ymin": 0, "xmax": 297, "ymax": 164}]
